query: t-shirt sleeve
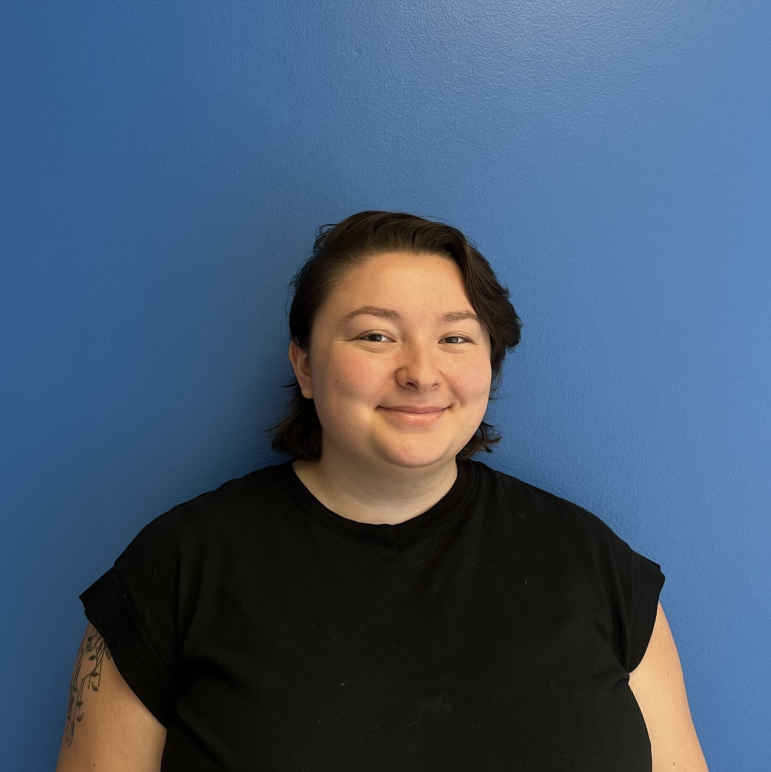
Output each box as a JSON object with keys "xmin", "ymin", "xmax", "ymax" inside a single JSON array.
[
  {"xmin": 627, "ymin": 546, "xmax": 666, "ymax": 673},
  {"xmin": 79, "ymin": 511, "xmax": 185, "ymax": 729},
  {"xmin": 601, "ymin": 525, "xmax": 666, "ymax": 673}
]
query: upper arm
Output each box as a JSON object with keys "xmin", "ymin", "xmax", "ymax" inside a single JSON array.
[
  {"xmin": 628, "ymin": 602, "xmax": 709, "ymax": 772},
  {"xmin": 55, "ymin": 622, "xmax": 167, "ymax": 772}
]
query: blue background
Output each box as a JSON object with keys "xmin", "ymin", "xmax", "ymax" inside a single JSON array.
[{"xmin": 2, "ymin": 2, "xmax": 769, "ymax": 769}]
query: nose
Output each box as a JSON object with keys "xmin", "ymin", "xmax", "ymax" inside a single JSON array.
[{"xmin": 395, "ymin": 340, "xmax": 442, "ymax": 391}]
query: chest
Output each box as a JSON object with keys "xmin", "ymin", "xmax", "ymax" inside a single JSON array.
[{"xmin": 163, "ymin": 550, "xmax": 651, "ymax": 771}]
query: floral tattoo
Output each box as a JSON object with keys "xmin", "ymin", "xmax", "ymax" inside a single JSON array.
[{"xmin": 64, "ymin": 626, "xmax": 112, "ymax": 746}]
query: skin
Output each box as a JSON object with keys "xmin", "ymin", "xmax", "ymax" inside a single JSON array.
[
  {"xmin": 55, "ymin": 625, "xmax": 166, "ymax": 772},
  {"xmin": 629, "ymin": 603, "xmax": 710, "ymax": 770}
]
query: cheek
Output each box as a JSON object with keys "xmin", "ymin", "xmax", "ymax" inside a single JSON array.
[
  {"xmin": 322, "ymin": 352, "xmax": 386, "ymax": 399},
  {"xmin": 451, "ymin": 359, "xmax": 492, "ymax": 399}
]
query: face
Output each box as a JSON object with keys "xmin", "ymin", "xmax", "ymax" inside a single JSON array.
[{"xmin": 288, "ymin": 251, "xmax": 493, "ymax": 471}]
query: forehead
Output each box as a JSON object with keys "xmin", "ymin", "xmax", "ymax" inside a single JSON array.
[{"xmin": 326, "ymin": 251, "xmax": 470, "ymax": 311}]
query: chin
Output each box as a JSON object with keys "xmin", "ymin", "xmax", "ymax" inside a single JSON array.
[{"xmin": 375, "ymin": 445, "xmax": 456, "ymax": 469}]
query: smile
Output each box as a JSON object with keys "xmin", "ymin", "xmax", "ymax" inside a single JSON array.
[{"xmin": 378, "ymin": 407, "xmax": 447, "ymax": 425}]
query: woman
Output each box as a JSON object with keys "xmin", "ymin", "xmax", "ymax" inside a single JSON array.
[{"xmin": 56, "ymin": 211, "xmax": 709, "ymax": 771}]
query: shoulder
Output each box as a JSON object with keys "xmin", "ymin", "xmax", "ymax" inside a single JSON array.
[
  {"xmin": 87, "ymin": 464, "xmax": 288, "ymax": 635},
  {"xmin": 471, "ymin": 459, "xmax": 662, "ymax": 600},
  {"xmin": 472, "ymin": 461, "xmax": 666, "ymax": 672},
  {"xmin": 113, "ymin": 464, "xmax": 283, "ymax": 568},
  {"xmin": 472, "ymin": 459, "xmax": 620, "ymax": 543}
]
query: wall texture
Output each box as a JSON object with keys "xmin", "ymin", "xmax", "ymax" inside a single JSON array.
[{"xmin": 2, "ymin": 1, "xmax": 769, "ymax": 768}]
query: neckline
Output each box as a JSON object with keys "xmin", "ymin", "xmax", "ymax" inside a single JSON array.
[{"xmin": 269, "ymin": 458, "xmax": 479, "ymax": 547}]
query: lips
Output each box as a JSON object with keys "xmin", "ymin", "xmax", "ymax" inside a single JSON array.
[
  {"xmin": 379, "ymin": 406, "xmax": 448, "ymax": 425},
  {"xmin": 381, "ymin": 406, "xmax": 447, "ymax": 414}
]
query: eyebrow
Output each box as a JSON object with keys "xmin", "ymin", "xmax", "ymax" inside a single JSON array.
[{"xmin": 340, "ymin": 305, "xmax": 482, "ymax": 325}]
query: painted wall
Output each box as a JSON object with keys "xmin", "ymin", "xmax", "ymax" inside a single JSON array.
[{"xmin": 2, "ymin": 2, "xmax": 769, "ymax": 769}]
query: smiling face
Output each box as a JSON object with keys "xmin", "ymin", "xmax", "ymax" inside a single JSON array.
[{"xmin": 288, "ymin": 251, "xmax": 493, "ymax": 473}]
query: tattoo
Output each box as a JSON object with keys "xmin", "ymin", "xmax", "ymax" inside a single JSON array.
[{"xmin": 64, "ymin": 625, "xmax": 112, "ymax": 746}]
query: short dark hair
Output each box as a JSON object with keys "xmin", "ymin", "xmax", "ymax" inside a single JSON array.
[{"xmin": 265, "ymin": 210, "xmax": 522, "ymax": 460}]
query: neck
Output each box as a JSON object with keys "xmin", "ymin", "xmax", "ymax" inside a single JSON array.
[{"xmin": 291, "ymin": 451, "xmax": 459, "ymax": 526}]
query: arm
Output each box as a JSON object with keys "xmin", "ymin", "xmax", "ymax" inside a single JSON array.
[
  {"xmin": 55, "ymin": 623, "xmax": 167, "ymax": 772},
  {"xmin": 628, "ymin": 602, "xmax": 709, "ymax": 771}
]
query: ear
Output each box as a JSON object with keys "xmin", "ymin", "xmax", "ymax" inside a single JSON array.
[{"xmin": 288, "ymin": 339, "xmax": 313, "ymax": 399}]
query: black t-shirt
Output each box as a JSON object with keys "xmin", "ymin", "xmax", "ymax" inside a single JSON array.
[{"xmin": 80, "ymin": 458, "xmax": 665, "ymax": 771}]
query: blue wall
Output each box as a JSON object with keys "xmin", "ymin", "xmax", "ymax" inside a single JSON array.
[{"xmin": 2, "ymin": 2, "xmax": 769, "ymax": 769}]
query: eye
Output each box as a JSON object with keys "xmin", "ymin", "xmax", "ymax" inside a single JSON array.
[
  {"xmin": 443, "ymin": 335, "xmax": 471, "ymax": 344},
  {"xmin": 359, "ymin": 333, "xmax": 391, "ymax": 342}
]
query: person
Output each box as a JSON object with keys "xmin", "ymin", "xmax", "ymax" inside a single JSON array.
[{"xmin": 56, "ymin": 211, "xmax": 709, "ymax": 771}]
